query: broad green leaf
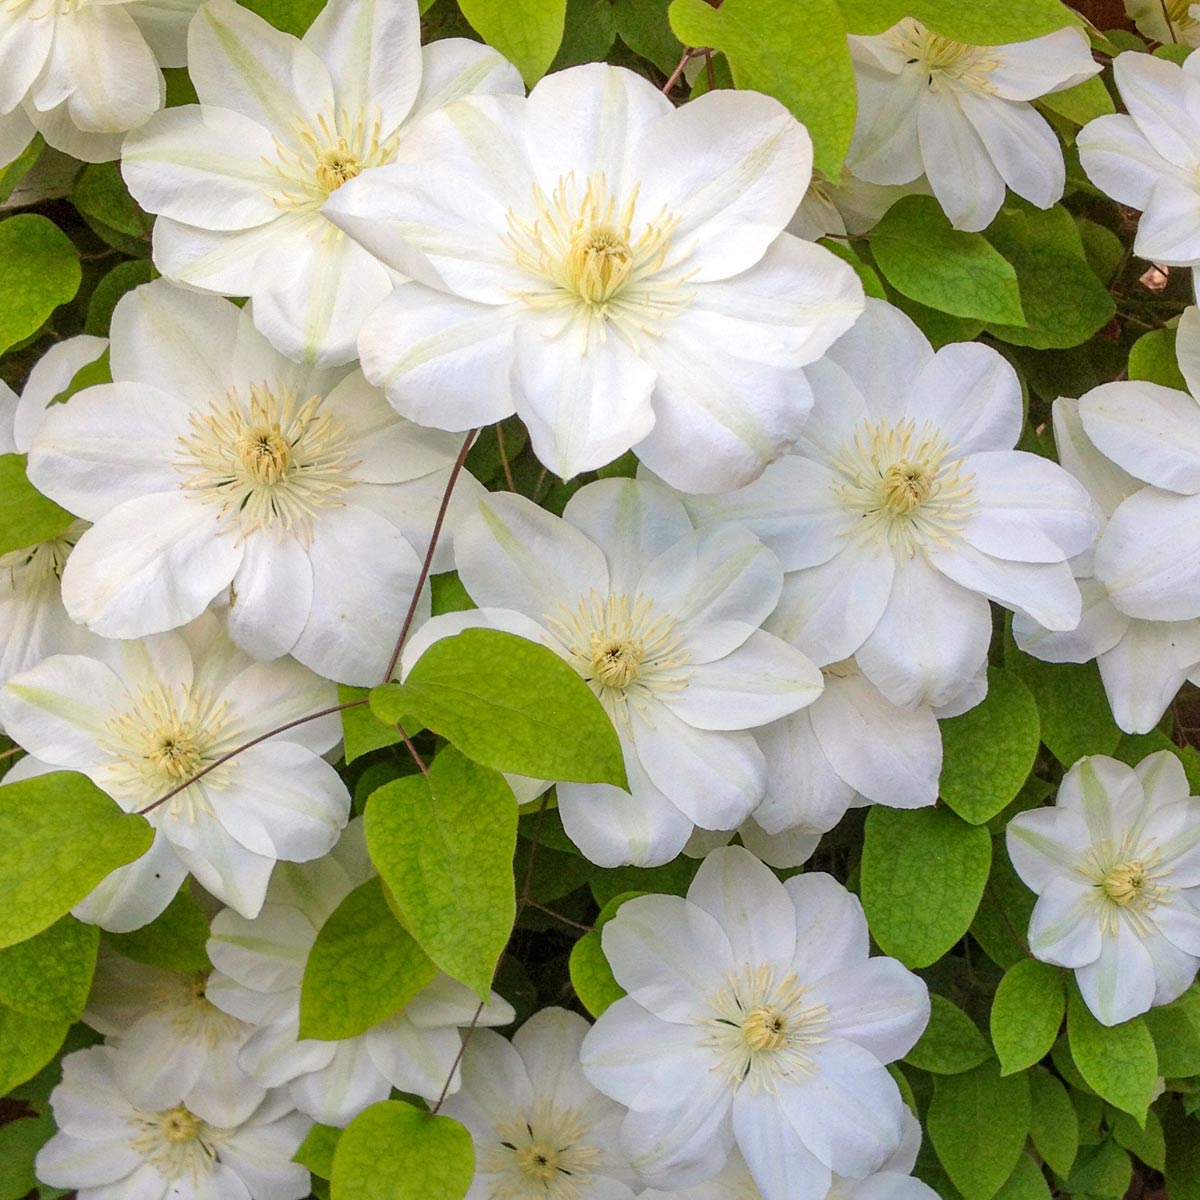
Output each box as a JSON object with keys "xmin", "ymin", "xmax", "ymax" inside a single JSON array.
[
  {"xmin": 822, "ymin": 237, "xmax": 888, "ymax": 299},
  {"xmin": 103, "ymin": 884, "xmax": 210, "ymax": 972},
  {"xmin": 71, "ymin": 162, "xmax": 153, "ymax": 254},
  {"xmin": 0, "ymin": 915, "xmax": 98, "ymax": 1023},
  {"xmin": 837, "ymin": 0, "xmax": 1077, "ymax": 42},
  {"xmin": 1066, "ymin": 986, "xmax": 1157, "ymax": 1122},
  {"xmin": 1114, "ymin": 730, "xmax": 1200, "ymax": 794},
  {"xmin": 993, "ymin": 1155, "xmax": 1051, "ymax": 1200},
  {"xmin": 0, "ymin": 1002, "xmax": 69, "ymax": 1095},
  {"xmin": 365, "ymin": 748, "xmax": 517, "ymax": 999},
  {"xmin": 0, "ymin": 771, "xmax": 154, "ymax": 949},
  {"xmin": 430, "ymin": 572, "xmax": 477, "ymax": 616},
  {"xmin": 1111, "ymin": 1108, "xmax": 1166, "ymax": 1172},
  {"xmin": 373, "ymin": 628, "xmax": 626, "ymax": 787},
  {"xmin": 927, "ymin": 1061, "xmax": 1032, "ymax": 1200},
  {"xmin": 1078, "ymin": 217, "xmax": 1124, "ymax": 284},
  {"xmin": 970, "ymin": 840, "xmax": 1036, "ymax": 968},
  {"xmin": 1038, "ymin": 75, "xmax": 1114, "ymax": 124},
  {"xmin": 85, "ymin": 261, "xmax": 156, "ymax": 337},
  {"xmin": 458, "ymin": 0, "xmax": 567, "ymax": 84},
  {"xmin": 940, "ymin": 667, "xmax": 1040, "ymax": 824},
  {"xmin": 888, "ymin": 288, "xmax": 986, "ymax": 348},
  {"xmin": 294, "ymin": 1124, "xmax": 342, "ymax": 1179},
  {"xmin": 568, "ymin": 891, "xmax": 643, "ymax": 1018},
  {"xmin": 1143, "ymin": 985, "xmax": 1200, "ymax": 1078},
  {"xmin": 870, "ymin": 196, "xmax": 1025, "ymax": 324},
  {"xmin": 1128, "ymin": 325, "xmax": 1188, "ymax": 392},
  {"xmin": 990, "ymin": 958, "xmax": 1064, "ymax": 1075},
  {"xmin": 589, "ymin": 854, "xmax": 700, "ymax": 908},
  {"xmin": 0, "ymin": 214, "xmax": 80, "ymax": 355},
  {"xmin": 238, "ymin": 0, "xmax": 324, "ymax": 34},
  {"xmin": 47, "ymin": 347, "xmax": 112, "ymax": 407},
  {"xmin": 903, "ymin": 993, "xmax": 991, "ymax": 1074},
  {"xmin": 300, "ymin": 878, "xmax": 437, "ymax": 1040},
  {"xmin": 668, "ymin": 0, "xmax": 856, "ymax": 176},
  {"xmin": 339, "ymin": 685, "xmax": 403, "ymax": 764},
  {"xmin": 0, "ymin": 1108, "xmax": 56, "ymax": 1200},
  {"xmin": 1065, "ymin": 1140, "xmax": 1132, "ymax": 1199},
  {"xmin": 860, "ymin": 805, "xmax": 992, "ymax": 968},
  {"xmin": 1028, "ymin": 1067, "xmax": 1079, "ymax": 1176},
  {"xmin": 553, "ymin": 0, "xmax": 617, "ymax": 67},
  {"xmin": 1164, "ymin": 1101, "xmax": 1200, "ymax": 1200},
  {"xmin": 0, "ymin": 455, "xmax": 75, "ymax": 556},
  {"xmin": 0, "ymin": 137, "xmax": 43, "ymax": 207},
  {"xmin": 332, "ymin": 1100, "xmax": 474, "ymax": 1200},
  {"xmin": 613, "ymin": 0, "xmax": 682, "ymax": 72}
]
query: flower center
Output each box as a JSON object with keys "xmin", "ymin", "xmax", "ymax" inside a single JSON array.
[
  {"xmin": 516, "ymin": 1142, "xmax": 562, "ymax": 1182},
  {"xmin": 590, "ymin": 635, "xmax": 643, "ymax": 688},
  {"xmin": 0, "ymin": 518, "xmax": 88, "ymax": 593},
  {"xmin": 159, "ymin": 1106, "xmax": 202, "ymax": 1144},
  {"xmin": 149, "ymin": 727, "xmax": 202, "ymax": 780},
  {"xmin": 1102, "ymin": 860, "xmax": 1148, "ymax": 907},
  {"xmin": 314, "ymin": 139, "xmax": 363, "ymax": 194},
  {"xmin": 882, "ymin": 460, "xmax": 933, "ymax": 514},
  {"xmin": 741, "ymin": 1005, "xmax": 789, "ymax": 1052},
  {"xmin": 1080, "ymin": 836, "xmax": 1170, "ymax": 935},
  {"xmin": 567, "ymin": 226, "xmax": 635, "ymax": 304},
  {"xmin": 130, "ymin": 1103, "xmax": 222, "ymax": 1182},
  {"xmin": 885, "ymin": 18, "xmax": 1000, "ymax": 93},
  {"xmin": 484, "ymin": 1104, "xmax": 602, "ymax": 1200}
]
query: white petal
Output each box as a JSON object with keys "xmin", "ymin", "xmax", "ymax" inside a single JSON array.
[
  {"xmin": 1177, "ymin": 305, "xmax": 1200, "ymax": 400},
  {"xmin": 72, "ymin": 833, "xmax": 187, "ymax": 933},
  {"xmin": 0, "ymin": 105, "xmax": 32, "ymax": 170},
  {"xmin": 847, "ymin": 65, "xmax": 924, "ymax": 185},
  {"xmin": 932, "ymin": 543, "xmax": 1082, "ymax": 631},
  {"xmin": 621, "ymin": 1074, "xmax": 735, "ymax": 1188},
  {"xmin": 1137, "ymin": 176, "xmax": 1200, "ymax": 265},
  {"xmin": 1012, "ymin": 576, "xmax": 1129, "ymax": 665},
  {"xmin": 785, "ymin": 872, "xmax": 870, "ymax": 979},
  {"xmin": 754, "ymin": 710, "xmax": 856, "ymax": 836},
  {"xmin": 1027, "ymin": 878, "xmax": 1104, "ymax": 968},
  {"xmin": 168, "ymin": 819, "xmax": 276, "ymax": 918},
  {"xmin": 511, "ymin": 1008, "xmax": 595, "ymax": 1112},
  {"xmin": 735, "ymin": 1089, "xmax": 831, "ymax": 1200},
  {"xmin": 1074, "ymin": 918, "xmax": 1157, "ymax": 1025},
  {"xmin": 1100, "ymin": 620, "xmax": 1194, "ymax": 733},
  {"xmin": 988, "ymin": 29, "xmax": 1100, "ymax": 99},
  {"xmin": 809, "ymin": 958, "xmax": 930, "ymax": 1062},
  {"xmin": 1114, "ymin": 50, "xmax": 1200, "ymax": 170},
  {"xmin": 957, "ymin": 93, "xmax": 1064, "ymax": 210},
  {"xmin": 14, "ymin": 334, "xmax": 108, "ymax": 451},
  {"xmin": 1078, "ymin": 113, "xmax": 1182, "ymax": 210},
  {"xmin": 916, "ymin": 91, "xmax": 1005, "ymax": 232},
  {"xmin": 289, "ymin": 1038, "xmax": 391, "ymax": 1124},
  {"xmin": 225, "ymin": 535, "xmax": 313, "ymax": 662},
  {"xmin": 34, "ymin": 1131, "xmax": 142, "ymax": 1189},
  {"xmin": 738, "ymin": 820, "xmax": 823, "ymax": 870},
  {"xmin": 406, "ymin": 37, "xmax": 525, "ymax": 127},
  {"xmin": 0, "ymin": 7, "xmax": 52, "ymax": 113},
  {"xmin": 1006, "ymin": 805, "xmax": 1090, "ymax": 891}
]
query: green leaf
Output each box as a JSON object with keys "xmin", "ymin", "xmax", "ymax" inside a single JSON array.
[
  {"xmin": 0, "ymin": 916, "xmax": 98, "ymax": 1023},
  {"xmin": 71, "ymin": 162, "xmax": 154, "ymax": 253},
  {"xmin": 1165, "ymin": 1100, "xmax": 1200, "ymax": 1200},
  {"xmin": 457, "ymin": 0, "xmax": 567, "ymax": 85},
  {"xmin": 373, "ymin": 628, "xmax": 626, "ymax": 787},
  {"xmin": 1028, "ymin": 1067, "xmax": 1079, "ymax": 1177},
  {"xmin": 238, "ymin": 0, "xmax": 324, "ymax": 34},
  {"xmin": 0, "ymin": 1108, "xmax": 56, "ymax": 1200},
  {"xmin": 1113, "ymin": 729, "xmax": 1200, "ymax": 794},
  {"xmin": 993, "ymin": 1155, "xmax": 1051, "ymax": 1200},
  {"xmin": 589, "ymin": 855, "xmax": 700, "ymax": 908},
  {"xmin": 47, "ymin": 347, "xmax": 112, "ymax": 408},
  {"xmin": 568, "ymin": 891, "xmax": 643, "ymax": 1018},
  {"xmin": 85, "ymin": 260, "xmax": 156, "ymax": 337},
  {"xmin": 331, "ymin": 1100, "xmax": 474, "ymax": 1200},
  {"xmin": 903, "ymin": 993, "xmax": 991, "ymax": 1074},
  {"xmin": 928, "ymin": 1061, "xmax": 1032, "ymax": 1200},
  {"xmin": 860, "ymin": 805, "xmax": 992, "ymax": 968},
  {"xmin": 0, "ymin": 214, "xmax": 81, "ymax": 354},
  {"xmin": 300, "ymin": 878, "xmax": 437, "ymax": 1040},
  {"xmin": 1111, "ymin": 1108, "xmax": 1166, "ymax": 1172},
  {"xmin": 0, "ymin": 137, "xmax": 43, "ymax": 207},
  {"xmin": 1066, "ymin": 986, "xmax": 1158, "ymax": 1122},
  {"xmin": 552, "ymin": 0, "xmax": 617, "ymax": 67},
  {"xmin": 339, "ymin": 685, "xmax": 403, "ymax": 764},
  {"xmin": 940, "ymin": 667, "xmax": 1040, "ymax": 824},
  {"xmin": 0, "ymin": 770, "xmax": 154, "ymax": 949},
  {"xmin": 1128, "ymin": 325, "xmax": 1188, "ymax": 392},
  {"xmin": 821, "ymin": 237, "xmax": 888, "ymax": 300},
  {"xmin": 668, "ymin": 0, "xmax": 856, "ymax": 176},
  {"xmin": 837, "ymin": 0, "xmax": 1077, "ymax": 42},
  {"xmin": 295, "ymin": 1124, "xmax": 342, "ymax": 1179},
  {"xmin": 1065, "ymin": 1140, "xmax": 1132, "ymax": 1199},
  {"xmin": 870, "ymin": 196, "xmax": 1025, "ymax": 324},
  {"xmin": 613, "ymin": 0, "xmax": 681, "ymax": 72},
  {"xmin": 0, "ymin": 455, "xmax": 75, "ymax": 556},
  {"xmin": 990, "ymin": 959, "xmax": 1065, "ymax": 1075},
  {"xmin": 103, "ymin": 884, "xmax": 210, "ymax": 972},
  {"xmin": 0, "ymin": 1002, "xmax": 69, "ymax": 1095},
  {"xmin": 1038, "ymin": 75, "xmax": 1114, "ymax": 124},
  {"xmin": 365, "ymin": 748, "xmax": 517, "ymax": 999},
  {"xmin": 970, "ymin": 841, "xmax": 1036, "ymax": 968},
  {"xmin": 1143, "ymin": 984, "xmax": 1200, "ymax": 1078}
]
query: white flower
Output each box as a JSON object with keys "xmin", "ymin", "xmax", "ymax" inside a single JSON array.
[
  {"xmin": 580, "ymin": 846, "xmax": 929, "ymax": 1200},
  {"xmin": 1126, "ymin": 0, "xmax": 1200, "ymax": 47},
  {"xmin": 122, "ymin": 0, "xmax": 522, "ymax": 366},
  {"xmin": 847, "ymin": 19, "xmax": 1098, "ymax": 230},
  {"xmin": 1078, "ymin": 51, "xmax": 1200, "ymax": 281},
  {"xmin": 206, "ymin": 822, "xmax": 515, "ymax": 1127},
  {"xmin": 1013, "ymin": 394, "xmax": 1200, "ymax": 734},
  {"xmin": 680, "ymin": 299, "xmax": 1096, "ymax": 710},
  {"xmin": 0, "ymin": 0, "xmax": 199, "ymax": 167},
  {"xmin": 788, "ymin": 172, "xmax": 930, "ymax": 242},
  {"xmin": 26, "ymin": 279, "xmax": 480, "ymax": 685},
  {"xmin": 0, "ymin": 611, "xmax": 348, "ymax": 924},
  {"xmin": 36, "ymin": 1044, "xmax": 311, "ymax": 1200},
  {"xmin": 1008, "ymin": 751, "xmax": 1200, "ymax": 1025},
  {"xmin": 84, "ymin": 946, "xmax": 266, "ymax": 1127},
  {"xmin": 0, "ymin": 336, "xmax": 107, "ymax": 707},
  {"xmin": 323, "ymin": 62, "xmax": 864, "ymax": 491},
  {"xmin": 439, "ymin": 1007, "xmax": 638, "ymax": 1200},
  {"xmin": 407, "ymin": 478, "xmax": 823, "ymax": 868}
]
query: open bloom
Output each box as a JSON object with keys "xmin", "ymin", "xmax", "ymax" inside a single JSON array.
[
  {"xmin": 0, "ymin": 612, "xmax": 348, "ymax": 925},
  {"xmin": 1013, "ymin": 394, "xmax": 1200, "ymax": 733},
  {"xmin": 1008, "ymin": 751, "xmax": 1200, "ymax": 1025},
  {"xmin": 409, "ymin": 478, "xmax": 823, "ymax": 867},
  {"xmin": 440, "ymin": 1007, "xmax": 639, "ymax": 1200},
  {"xmin": 324, "ymin": 62, "xmax": 864, "ymax": 490},
  {"xmin": 682, "ymin": 299, "xmax": 1095, "ymax": 710},
  {"xmin": 1078, "ymin": 51, "xmax": 1200, "ymax": 282},
  {"xmin": 847, "ymin": 18, "xmax": 1098, "ymax": 230},
  {"xmin": 206, "ymin": 822, "xmax": 514, "ymax": 1127},
  {"xmin": 122, "ymin": 0, "xmax": 522, "ymax": 365},
  {"xmin": 1126, "ymin": 0, "xmax": 1200, "ymax": 47},
  {"xmin": 36, "ymin": 1045, "xmax": 311, "ymax": 1200},
  {"xmin": 581, "ymin": 846, "xmax": 929, "ymax": 1200},
  {"xmin": 27, "ymin": 279, "xmax": 480, "ymax": 684}
]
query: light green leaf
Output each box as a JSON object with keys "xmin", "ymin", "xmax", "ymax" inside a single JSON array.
[
  {"xmin": 0, "ymin": 771, "xmax": 154, "ymax": 949},
  {"xmin": 294, "ymin": 1124, "xmax": 342, "ymax": 1180},
  {"xmin": 372, "ymin": 628, "xmax": 626, "ymax": 787},
  {"xmin": 568, "ymin": 891, "xmax": 643, "ymax": 1018},
  {"xmin": 1066, "ymin": 986, "xmax": 1158, "ymax": 1122},
  {"xmin": 0, "ymin": 916, "xmax": 98, "ymax": 1023},
  {"xmin": 837, "ymin": 0, "xmax": 1077, "ymax": 42},
  {"xmin": 457, "ymin": 0, "xmax": 567, "ymax": 85},
  {"xmin": 0, "ymin": 1002, "xmax": 69, "ymax": 1096},
  {"xmin": 0, "ymin": 455, "xmax": 75, "ymax": 557},
  {"xmin": 993, "ymin": 1155, "xmax": 1051, "ymax": 1200},
  {"xmin": 71, "ymin": 162, "xmax": 153, "ymax": 254},
  {"xmin": 613, "ymin": 0, "xmax": 681, "ymax": 72},
  {"xmin": 339, "ymin": 685, "xmax": 403, "ymax": 764},
  {"xmin": 860, "ymin": 805, "xmax": 992, "ymax": 968},
  {"xmin": 990, "ymin": 958, "xmax": 1065, "ymax": 1075},
  {"xmin": 870, "ymin": 196, "xmax": 1025, "ymax": 324},
  {"xmin": 903, "ymin": 993, "xmax": 991, "ymax": 1074},
  {"xmin": 1027, "ymin": 1066, "xmax": 1078, "ymax": 1176},
  {"xmin": 47, "ymin": 347, "xmax": 112, "ymax": 407},
  {"xmin": 0, "ymin": 214, "xmax": 81, "ymax": 355},
  {"xmin": 103, "ymin": 884, "xmax": 210, "ymax": 972},
  {"xmin": 821, "ymin": 237, "xmax": 888, "ymax": 299},
  {"xmin": 1038, "ymin": 75, "xmax": 1114, "ymax": 124},
  {"xmin": 365, "ymin": 748, "xmax": 517, "ymax": 1000},
  {"xmin": 1111, "ymin": 1108, "xmax": 1166, "ymax": 1172},
  {"xmin": 300, "ymin": 878, "xmax": 437, "ymax": 1041},
  {"xmin": 1128, "ymin": 325, "xmax": 1188, "ymax": 392},
  {"xmin": 940, "ymin": 667, "xmax": 1040, "ymax": 825},
  {"xmin": 0, "ymin": 136, "xmax": 43, "ymax": 207},
  {"xmin": 928, "ymin": 1061, "xmax": 1032, "ymax": 1200},
  {"xmin": 1143, "ymin": 984, "xmax": 1200, "ymax": 1078},
  {"xmin": 238, "ymin": 0, "xmax": 324, "ymax": 34},
  {"xmin": 331, "ymin": 1100, "xmax": 474, "ymax": 1200},
  {"xmin": 970, "ymin": 842, "xmax": 1036, "ymax": 968},
  {"xmin": 1065, "ymin": 1140, "xmax": 1132, "ymax": 1199},
  {"xmin": 668, "ymin": 0, "xmax": 856, "ymax": 176},
  {"xmin": 0, "ymin": 1108, "xmax": 56, "ymax": 1200}
]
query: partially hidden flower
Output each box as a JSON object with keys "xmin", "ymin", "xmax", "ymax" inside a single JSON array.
[{"xmin": 1125, "ymin": 0, "xmax": 1200, "ymax": 47}]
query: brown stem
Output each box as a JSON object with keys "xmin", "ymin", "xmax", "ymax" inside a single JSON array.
[
  {"xmin": 661, "ymin": 47, "xmax": 692, "ymax": 94},
  {"xmin": 496, "ymin": 424, "xmax": 516, "ymax": 492},
  {"xmin": 396, "ymin": 719, "xmax": 428, "ymax": 777}
]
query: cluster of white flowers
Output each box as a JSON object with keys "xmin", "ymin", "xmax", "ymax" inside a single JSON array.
[{"xmin": 8, "ymin": 0, "xmax": 1200, "ymax": 1195}]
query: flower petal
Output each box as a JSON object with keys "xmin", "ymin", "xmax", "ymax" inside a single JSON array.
[
  {"xmin": 957, "ymin": 92, "xmax": 1064, "ymax": 210},
  {"xmin": 916, "ymin": 90, "xmax": 1004, "ymax": 232}
]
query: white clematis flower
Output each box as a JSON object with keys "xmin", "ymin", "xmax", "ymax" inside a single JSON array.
[
  {"xmin": 0, "ymin": 612, "xmax": 348, "ymax": 925},
  {"xmin": 788, "ymin": 171, "xmax": 931, "ymax": 243},
  {"xmin": 680, "ymin": 299, "xmax": 1096, "ymax": 711},
  {"xmin": 1125, "ymin": 0, "xmax": 1200, "ymax": 47},
  {"xmin": 1008, "ymin": 751, "xmax": 1200, "ymax": 1025},
  {"xmin": 1013, "ymin": 395, "xmax": 1200, "ymax": 734},
  {"xmin": 439, "ymin": 1007, "xmax": 639, "ymax": 1200},
  {"xmin": 122, "ymin": 0, "xmax": 523, "ymax": 365},
  {"xmin": 26, "ymin": 279, "xmax": 480, "ymax": 685},
  {"xmin": 1078, "ymin": 51, "xmax": 1200, "ymax": 284},
  {"xmin": 323, "ymin": 62, "xmax": 864, "ymax": 491},
  {"xmin": 580, "ymin": 846, "xmax": 929, "ymax": 1200},
  {"xmin": 408, "ymin": 478, "xmax": 823, "ymax": 868},
  {"xmin": 206, "ymin": 822, "xmax": 514, "ymax": 1127},
  {"xmin": 847, "ymin": 18, "xmax": 1098, "ymax": 230},
  {"xmin": 36, "ymin": 1045, "xmax": 311, "ymax": 1200}
]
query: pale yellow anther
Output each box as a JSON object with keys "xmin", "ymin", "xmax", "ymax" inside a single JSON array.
[
  {"xmin": 516, "ymin": 1143, "xmax": 562, "ymax": 1183},
  {"xmin": 158, "ymin": 1106, "xmax": 203, "ymax": 1145},
  {"xmin": 882, "ymin": 460, "xmax": 933, "ymax": 514},
  {"xmin": 742, "ymin": 1006, "xmax": 789, "ymax": 1053},
  {"xmin": 1102, "ymin": 860, "xmax": 1148, "ymax": 907},
  {"xmin": 314, "ymin": 138, "xmax": 363, "ymax": 194},
  {"xmin": 567, "ymin": 226, "xmax": 635, "ymax": 304},
  {"xmin": 589, "ymin": 634, "xmax": 643, "ymax": 689},
  {"xmin": 148, "ymin": 729, "xmax": 203, "ymax": 781},
  {"xmin": 237, "ymin": 425, "xmax": 293, "ymax": 485}
]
